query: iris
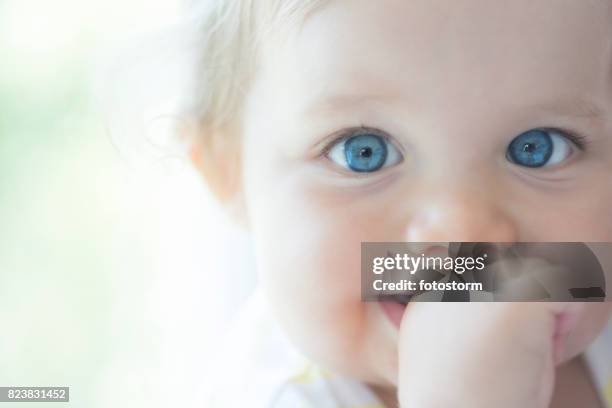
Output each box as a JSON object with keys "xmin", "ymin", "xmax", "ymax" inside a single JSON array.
[
  {"xmin": 344, "ymin": 134, "xmax": 388, "ymax": 172},
  {"xmin": 507, "ymin": 129, "xmax": 554, "ymax": 168}
]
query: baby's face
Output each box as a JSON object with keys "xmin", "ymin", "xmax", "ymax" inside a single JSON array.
[{"xmin": 239, "ymin": 0, "xmax": 612, "ymax": 387}]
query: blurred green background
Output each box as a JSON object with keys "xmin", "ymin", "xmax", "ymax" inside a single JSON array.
[{"xmin": 0, "ymin": 1, "xmax": 253, "ymax": 406}]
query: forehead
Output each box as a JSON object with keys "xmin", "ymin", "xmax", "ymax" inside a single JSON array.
[{"xmin": 255, "ymin": 0, "xmax": 612, "ymax": 119}]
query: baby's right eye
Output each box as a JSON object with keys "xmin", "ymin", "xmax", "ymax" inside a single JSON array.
[{"xmin": 327, "ymin": 131, "xmax": 403, "ymax": 173}]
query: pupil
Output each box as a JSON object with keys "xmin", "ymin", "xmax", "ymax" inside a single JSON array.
[
  {"xmin": 360, "ymin": 147, "xmax": 372, "ymax": 158},
  {"xmin": 523, "ymin": 143, "xmax": 536, "ymax": 153}
]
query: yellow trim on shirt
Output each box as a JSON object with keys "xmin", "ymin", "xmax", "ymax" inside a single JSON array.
[
  {"xmin": 604, "ymin": 376, "xmax": 612, "ymax": 407},
  {"xmin": 289, "ymin": 363, "xmax": 334, "ymax": 384},
  {"xmin": 288, "ymin": 363, "xmax": 385, "ymax": 408}
]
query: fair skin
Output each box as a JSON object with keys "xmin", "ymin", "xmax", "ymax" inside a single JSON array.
[{"xmin": 193, "ymin": 0, "xmax": 612, "ymax": 406}]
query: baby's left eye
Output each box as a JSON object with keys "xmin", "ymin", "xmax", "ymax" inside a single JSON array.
[
  {"xmin": 327, "ymin": 132, "xmax": 403, "ymax": 172},
  {"xmin": 506, "ymin": 128, "xmax": 577, "ymax": 168}
]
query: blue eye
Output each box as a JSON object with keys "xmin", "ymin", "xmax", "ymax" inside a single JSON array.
[
  {"xmin": 328, "ymin": 132, "xmax": 402, "ymax": 172},
  {"xmin": 507, "ymin": 129, "xmax": 575, "ymax": 168}
]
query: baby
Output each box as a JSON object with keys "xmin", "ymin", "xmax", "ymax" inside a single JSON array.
[{"xmin": 185, "ymin": 0, "xmax": 612, "ymax": 406}]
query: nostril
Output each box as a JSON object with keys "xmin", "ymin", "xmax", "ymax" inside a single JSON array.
[
  {"xmin": 403, "ymin": 186, "xmax": 519, "ymax": 243},
  {"xmin": 405, "ymin": 208, "xmax": 519, "ymax": 243}
]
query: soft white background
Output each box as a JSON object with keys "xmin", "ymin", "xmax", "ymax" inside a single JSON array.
[{"xmin": 0, "ymin": 1, "xmax": 256, "ymax": 406}]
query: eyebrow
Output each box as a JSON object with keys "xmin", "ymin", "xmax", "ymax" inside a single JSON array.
[
  {"xmin": 305, "ymin": 92, "xmax": 606, "ymax": 122},
  {"xmin": 524, "ymin": 98, "xmax": 605, "ymax": 121},
  {"xmin": 301, "ymin": 92, "xmax": 406, "ymax": 118}
]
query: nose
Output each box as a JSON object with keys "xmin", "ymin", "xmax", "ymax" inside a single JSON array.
[{"xmin": 404, "ymin": 184, "xmax": 518, "ymax": 243}]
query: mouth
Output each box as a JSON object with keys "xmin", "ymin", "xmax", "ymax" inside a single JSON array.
[
  {"xmin": 379, "ymin": 295, "xmax": 411, "ymax": 329},
  {"xmin": 376, "ymin": 269, "xmax": 444, "ymax": 329}
]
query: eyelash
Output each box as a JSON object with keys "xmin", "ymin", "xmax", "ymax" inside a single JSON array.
[
  {"xmin": 318, "ymin": 125, "xmax": 590, "ymax": 157},
  {"xmin": 319, "ymin": 126, "xmax": 394, "ymax": 157},
  {"xmin": 538, "ymin": 127, "xmax": 589, "ymax": 150}
]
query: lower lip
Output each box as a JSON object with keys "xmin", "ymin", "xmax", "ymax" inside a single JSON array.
[
  {"xmin": 379, "ymin": 301, "xmax": 407, "ymax": 329},
  {"xmin": 552, "ymin": 307, "xmax": 580, "ymax": 364}
]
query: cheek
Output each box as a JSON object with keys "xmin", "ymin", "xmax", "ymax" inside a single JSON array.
[
  {"xmin": 557, "ymin": 170, "xmax": 612, "ymax": 240},
  {"xmin": 511, "ymin": 180, "xmax": 612, "ymax": 241},
  {"xmin": 247, "ymin": 176, "xmax": 399, "ymax": 383},
  {"xmin": 552, "ymin": 201, "xmax": 612, "ymax": 241}
]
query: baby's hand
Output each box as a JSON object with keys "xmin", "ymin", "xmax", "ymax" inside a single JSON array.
[{"xmin": 397, "ymin": 303, "xmax": 568, "ymax": 408}]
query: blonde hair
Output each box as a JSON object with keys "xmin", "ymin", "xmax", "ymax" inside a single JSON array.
[
  {"xmin": 186, "ymin": 0, "xmax": 327, "ymax": 132},
  {"xmin": 101, "ymin": 1, "xmax": 329, "ymax": 180}
]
